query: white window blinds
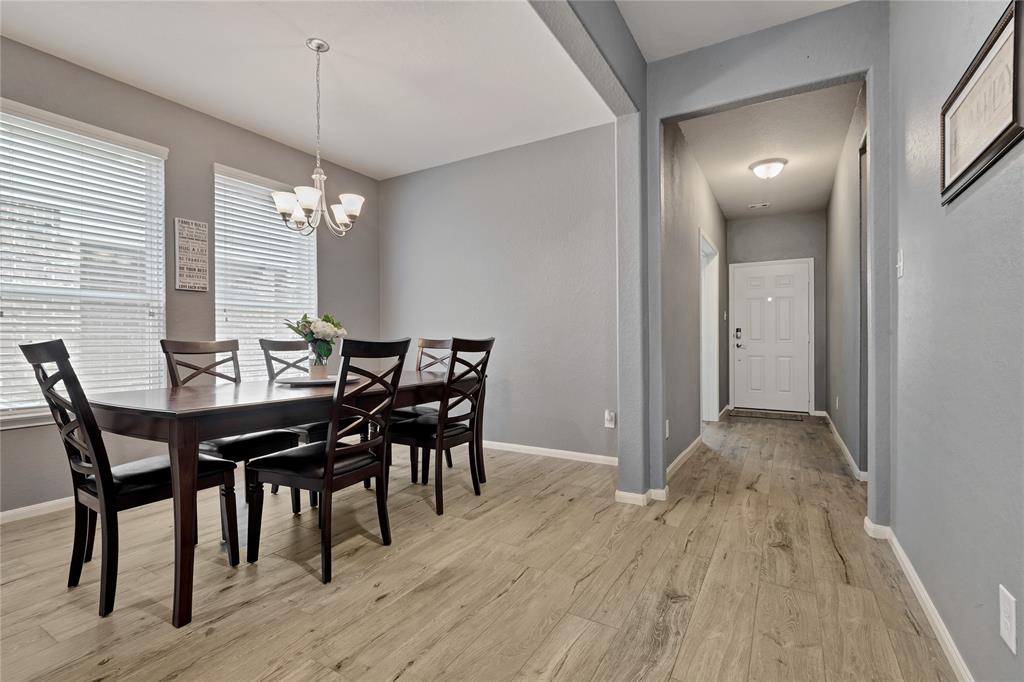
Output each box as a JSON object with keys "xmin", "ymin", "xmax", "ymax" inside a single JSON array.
[
  {"xmin": 214, "ymin": 170, "xmax": 317, "ymax": 379},
  {"xmin": 0, "ymin": 108, "xmax": 166, "ymax": 415}
]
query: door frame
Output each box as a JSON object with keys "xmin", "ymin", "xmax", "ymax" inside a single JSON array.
[
  {"xmin": 699, "ymin": 233, "xmax": 720, "ymax": 422},
  {"xmin": 729, "ymin": 257, "xmax": 815, "ymax": 413}
]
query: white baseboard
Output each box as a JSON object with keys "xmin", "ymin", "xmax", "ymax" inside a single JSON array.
[
  {"xmin": 863, "ymin": 517, "xmax": 973, "ymax": 682},
  {"xmin": 810, "ymin": 409, "xmax": 830, "ymax": 417},
  {"xmin": 649, "ymin": 486, "xmax": 668, "ymax": 501},
  {"xmin": 718, "ymin": 404, "xmax": 731, "ymax": 419},
  {"xmin": 614, "ymin": 489, "xmax": 652, "ymax": 506},
  {"xmin": 0, "ymin": 495, "xmax": 73, "ymax": 524},
  {"xmin": 666, "ymin": 435, "xmax": 702, "ymax": 479},
  {"xmin": 482, "ymin": 440, "xmax": 616, "ymax": 466},
  {"xmin": 821, "ymin": 413, "xmax": 868, "ymax": 481}
]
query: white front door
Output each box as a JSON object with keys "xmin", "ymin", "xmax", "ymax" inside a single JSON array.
[{"xmin": 730, "ymin": 259, "xmax": 812, "ymax": 412}]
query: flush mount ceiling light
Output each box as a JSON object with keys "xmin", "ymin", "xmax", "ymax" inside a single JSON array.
[
  {"xmin": 749, "ymin": 158, "xmax": 788, "ymax": 180},
  {"xmin": 271, "ymin": 38, "xmax": 364, "ymax": 238}
]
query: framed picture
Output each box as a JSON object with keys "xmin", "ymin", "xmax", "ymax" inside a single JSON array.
[
  {"xmin": 940, "ymin": 0, "xmax": 1023, "ymax": 205},
  {"xmin": 174, "ymin": 217, "xmax": 209, "ymax": 292}
]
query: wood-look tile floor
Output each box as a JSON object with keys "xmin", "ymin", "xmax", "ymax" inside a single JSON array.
[{"xmin": 1, "ymin": 416, "xmax": 955, "ymax": 681}]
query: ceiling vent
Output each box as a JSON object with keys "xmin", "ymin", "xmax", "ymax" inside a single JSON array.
[{"xmin": 747, "ymin": 202, "xmax": 770, "ymax": 210}]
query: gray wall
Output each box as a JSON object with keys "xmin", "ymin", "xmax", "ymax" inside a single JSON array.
[
  {"xmin": 646, "ymin": 1, "xmax": 894, "ymax": 520},
  {"xmin": 890, "ymin": 2, "xmax": 1024, "ymax": 679},
  {"xmin": 379, "ymin": 124, "xmax": 617, "ymax": 457},
  {"xmin": 0, "ymin": 38, "xmax": 381, "ymax": 511},
  {"xmin": 727, "ymin": 211, "xmax": 827, "ymax": 412},
  {"xmin": 661, "ymin": 124, "xmax": 728, "ymax": 464},
  {"xmin": 827, "ymin": 87, "xmax": 866, "ymax": 470},
  {"xmin": 566, "ymin": 0, "xmax": 646, "ymax": 111}
]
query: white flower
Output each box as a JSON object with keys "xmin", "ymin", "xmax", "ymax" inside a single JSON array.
[{"xmin": 310, "ymin": 318, "xmax": 345, "ymax": 342}]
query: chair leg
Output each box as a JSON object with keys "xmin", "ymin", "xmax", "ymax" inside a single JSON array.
[
  {"xmin": 246, "ymin": 475, "xmax": 264, "ymax": 564},
  {"xmin": 68, "ymin": 501, "xmax": 89, "ymax": 587},
  {"xmin": 84, "ymin": 509, "xmax": 97, "ymax": 563},
  {"xmin": 476, "ymin": 427, "xmax": 487, "ymax": 484},
  {"xmin": 290, "ymin": 488, "xmax": 301, "ymax": 514},
  {"xmin": 410, "ymin": 446, "xmax": 418, "ymax": 484},
  {"xmin": 468, "ymin": 440, "xmax": 481, "ymax": 496},
  {"xmin": 220, "ymin": 478, "xmax": 240, "ymax": 567},
  {"xmin": 422, "ymin": 448, "xmax": 430, "ymax": 486},
  {"xmin": 309, "ymin": 491, "xmax": 318, "ymax": 508},
  {"xmin": 193, "ymin": 513, "xmax": 198, "ymax": 546},
  {"xmin": 375, "ymin": 465, "xmax": 392, "ymax": 546},
  {"xmin": 363, "ymin": 478, "xmax": 372, "ymax": 489},
  {"xmin": 320, "ymin": 487, "xmax": 332, "ymax": 583},
  {"xmin": 271, "ymin": 484, "xmax": 280, "ymax": 495},
  {"xmin": 445, "ymin": 449, "xmax": 453, "ymax": 468},
  {"xmin": 434, "ymin": 448, "xmax": 444, "ymax": 515},
  {"xmin": 98, "ymin": 508, "xmax": 118, "ymax": 616}
]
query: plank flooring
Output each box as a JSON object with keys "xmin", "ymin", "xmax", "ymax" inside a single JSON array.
[{"xmin": 0, "ymin": 415, "xmax": 956, "ymax": 681}]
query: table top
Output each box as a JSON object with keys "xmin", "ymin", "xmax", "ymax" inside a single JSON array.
[{"xmin": 88, "ymin": 370, "xmax": 448, "ymax": 419}]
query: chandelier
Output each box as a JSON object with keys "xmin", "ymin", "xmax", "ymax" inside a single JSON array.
[{"xmin": 270, "ymin": 38, "xmax": 364, "ymax": 238}]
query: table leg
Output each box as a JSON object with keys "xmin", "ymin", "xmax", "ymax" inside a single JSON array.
[{"xmin": 168, "ymin": 418, "xmax": 199, "ymax": 627}]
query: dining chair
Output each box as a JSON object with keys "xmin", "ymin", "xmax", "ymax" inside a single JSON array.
[
  {"xmin": 390, "ymin": 337, "xmax": 494, "ymax": 515},
  {"xmin": 259, "ymin": 338, "xmax": 333, "ymax": 510},
  {"xmin": 390, "ymin": 338, "xmax": 456, "ymax": 479},
  {"xmin": 20, "ymin": 339, "xmax": 240, "ymax": 617},
  {"xmin": 245, "ymin": 337, "xmax": 410, "ymax": 583},
  {"xmin": 160, "ymin": 340, "xmax": 300, "ymax": 501}
]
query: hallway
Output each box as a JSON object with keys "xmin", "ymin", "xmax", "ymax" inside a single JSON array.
[{"xmin": 0, "ymin": 415, "xmax": 952, "ymax": 680}]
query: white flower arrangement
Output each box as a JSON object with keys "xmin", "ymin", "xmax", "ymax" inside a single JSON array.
[{"xmin": 284, "ymin": 313, "xmax": 347, "ymax": 366}]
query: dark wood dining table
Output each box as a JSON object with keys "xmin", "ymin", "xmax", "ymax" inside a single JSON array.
[{"xmin": 88, "ymin": 370, "xmax": 483, "ymax": 627}]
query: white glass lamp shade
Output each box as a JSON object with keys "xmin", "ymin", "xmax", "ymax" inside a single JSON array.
[
  {"xmin": 749, "ymin": 158, "xmax": 788, "ymax": 180},
  {"xmin": 289, "ymin": 206, "xmax": 308, "ymax": 226},
  {"xmin": 271, "ymin": 191, "xmax": 299, "ymax": 216},
  {"xmin": 338, "ymin": 193, "xmax": 365, "ymax": 220},
  {"xmin": 294, "ymin": 186, "xmax": 322, "ymax": 211},
  {"xmin": 330, "ymin": 204, "xmax": 353, "ymax": 227}
]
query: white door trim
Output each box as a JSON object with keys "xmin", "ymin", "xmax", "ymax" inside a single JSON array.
[
  {"xmin": 699, "ymin": 233, "xmax": 720, "ymax": 422},
  {"xmin": 729, "ymin": 257, "xmax": 814, "ymax": 413}
]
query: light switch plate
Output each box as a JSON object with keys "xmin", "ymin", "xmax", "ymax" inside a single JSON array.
[
  {"xmin": 896, "ymin": 249, "xmax": 904, "ymax": 279},
  {"xmin": 664, "ymin": 419, "xmax": 670, "ymax": 440},
  {"xmin": 604, "ymin": 410, "xmax": 616, "ymax": 429},
  {"xmin": 1000, "ymin": 584, "xmax": 1017, "ymax": 654}
]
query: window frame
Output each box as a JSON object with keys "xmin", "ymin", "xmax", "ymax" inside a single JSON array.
[{"xmin": 0, "ymin": 99, "xmax": 169, "ymax": 430}]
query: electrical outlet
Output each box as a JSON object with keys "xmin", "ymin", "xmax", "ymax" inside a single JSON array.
[
  {"xmin": 664, "ymin": 419, "xmax": 670, "ymax": 440},
  {"xmin": 1000, "ymin": 584, "xmax": 1017, "ymax": 654},
  {"xmin": 896, "ymin": 249, "xmax": 904, "ymax": 279},
  {"xmin": 604, "ymin": 410, "xmax": 616, "ymax": 429},
  {"xmin": 723, "ymin": 310, "xmax": 728, "ymax": 321}
]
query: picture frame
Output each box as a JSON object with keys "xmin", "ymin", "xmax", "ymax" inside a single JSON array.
[
  {"xmin": 174, "ymin": 217, "xmax": 209, "ymax": 292},
  {"xmin": 940, "ymin": 0, "xmax": 1023, "ymax": 205}
]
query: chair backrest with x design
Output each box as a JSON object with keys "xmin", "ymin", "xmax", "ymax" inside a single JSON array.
[
  {"xmin": 160, "ymin": 339, "xmax": 242, "ymax": 387},
  {"xmin": 20, "ymin": 339, "xmax": 116, "ymax": 498},
  {"xmin": 324, "ymin": 338, "xmax": 410, "ymax": 474},
  {"xmin": 259, "ymin": 338, "xmax": 310, "ymax": 380},
  {"xmin": 414, "ymin": 338, "xmax": 452, "ymax": 372},
  {"xmin": 435, "ymin": 337, "xmax": 494, "ymax": 442}
]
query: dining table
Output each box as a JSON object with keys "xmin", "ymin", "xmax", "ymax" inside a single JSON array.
[{"xmin": 88, "ymin": 369, "xmax": 484, "ymax": 627}]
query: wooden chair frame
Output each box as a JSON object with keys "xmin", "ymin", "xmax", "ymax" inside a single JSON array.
[
  {"xmin": 161, "ymin": 339, "xmax": 242, "ymax": 386},
  {"xmin": 246, "ymin": 337, "xmax": 410, "ymax": 583},
  {"xmin": 392, "ymin": 337, "xmax": 494, "ymax": 515},
  {"xmin": 20, "ymin": 339, "xmax": 238, "ymax": 617}
]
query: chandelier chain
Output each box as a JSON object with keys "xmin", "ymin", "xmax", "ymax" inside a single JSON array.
[{"xmin": 314, "ymin": 49, "xmax": 322, "ymax": 168}]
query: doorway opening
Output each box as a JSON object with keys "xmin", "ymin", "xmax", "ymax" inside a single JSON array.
[{"xmin": 700, "ymin": 234, "xmax": 720, "ymax": 422}]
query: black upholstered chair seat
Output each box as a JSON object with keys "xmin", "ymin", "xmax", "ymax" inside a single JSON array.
[
  {"xmin": 391, "ymin": 404, "xmax": 438, "ymax": 421},
  {"xmin": 247, "ymin": 442, "xmax": 377, "ymax": 480},
  {"xmin": 391, "ymin": 413, "xmax": 471, "ymax": 440},
  {"xmin": 199, "ymin": 430, "xmax": 299, "ymax": 462},
  {"xmin": 285, "ymin": 415, "xmax": 362, "ymax": 445},
  {"xmin": 83, "ymin": 454, "xmax": 236, "ymax": 496}
]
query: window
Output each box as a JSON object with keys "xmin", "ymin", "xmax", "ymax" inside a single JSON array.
[
  {"xmin": 214, "ymin": 167, "xmax": 317, "ymax": 379},
  {"xmin": 0, "ymin": 103, "xmax": 166, "ymax": 417}
]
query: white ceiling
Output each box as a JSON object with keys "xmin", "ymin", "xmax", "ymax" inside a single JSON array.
[
  {"xmin": 616, "ymin": 1, "xmax": 852, "ymax": 62},
  {"xmin": 0, "ymin": 1, "xmax": 614, "ymax": 180},
  {"xmin": 677, "ymin": 81, "xmax": 863, "ymax": 219}
]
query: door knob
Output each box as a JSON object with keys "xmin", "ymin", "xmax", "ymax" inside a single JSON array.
[{"xmin": 736, "ymin": 343, "xmax": 745, "ymax": 349}]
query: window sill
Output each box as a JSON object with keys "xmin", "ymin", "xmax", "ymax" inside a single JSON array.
[{"xmin": 0, "ymin": 410, "xmax": 53, "ymax": 431}]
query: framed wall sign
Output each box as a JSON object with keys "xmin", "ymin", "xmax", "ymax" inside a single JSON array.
[
  {"xmin": 940, "ymin": 0, "xmax": 1023, "ymax": 205},
  {"xmin": 174, "ymin": 217, "xmax": 209, "ymax": 291}
]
